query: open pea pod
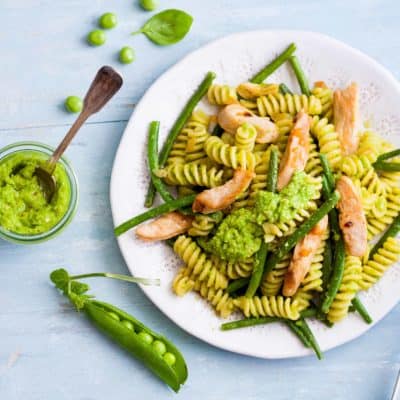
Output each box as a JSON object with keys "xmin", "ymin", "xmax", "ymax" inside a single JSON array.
[{"xmin": 85, "ymin": 300, "xmax": 188, "ymax": 392}]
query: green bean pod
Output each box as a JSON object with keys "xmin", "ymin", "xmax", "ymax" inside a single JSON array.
[
  {"xmin": 321, "ymin": 236, "xmax": 345, "ymax": 313},
  {"xmin": 289, "ymin": 55, "xmax": 311, "ymax": 96},
  {"xmin": 286, "ymin": 320, "xmax": 311, "ymax": 348},
  {"xmin": 351, "ymin": 297, "xmax": 372, "ymax": 324},
  {"xmin": 245, "ymin": 242, "xmax": 268, "ymax": 298},
  {"xmin": 279, "ymin": 83, "xmax": 293, "ymax": 95},
  {"xmin": 84, "ymin": 300, "xmax": 188, "ymax": 392},
  {"xmin": 374, "ymin": 148, "xmax": 400, "ymax": 162},
  {"xmin": 373, "ymin": 161, "xmax": 400, "ymax": 172},
  {"xmin": 226, "ymin": 277, "xmax": 250, "ymax": 294}
]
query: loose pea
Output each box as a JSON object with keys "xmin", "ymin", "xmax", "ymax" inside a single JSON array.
[
  {"xmin": 163, "ymin": 352, "xmax": 176, "ymax": 366},
  {"xmin": 139, "ymin": 0, "xmax": 159, "ymax": 11},
  {"xmin": 107, "ymin": 311, "xmax": 120, "ymax": 321},
  {"xmin": 99, "ymin": 12, "xmax": 118, "ymax": 29},
  {"xmin": 152, "ymin": 340, "xmax": 167, "ymax": 356},
  {"xmin": 64, "ymin": 96, "xmax": 83, "ymax": 113},
  {"xmin": 121, "ymin": 320, "xmax": 134, "ymax": 331},
  {"xmin": 119, "ymin": 46, "xmax": 135, "ymax": 64},
  {"xmin": 87, "ymin": 30, "xmax": 106, "ymax": 46},
  {"xmin": 138, "ymin": 331, "xmax": 153, "ymax": 344}
]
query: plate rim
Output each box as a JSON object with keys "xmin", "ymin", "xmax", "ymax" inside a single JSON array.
[{"xmin": 110, "ymin": 29, "xmax": 400, "ymax": 359}]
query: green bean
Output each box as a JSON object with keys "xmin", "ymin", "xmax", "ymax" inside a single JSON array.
[
  {"xmin": 266, "ymin": 146, "xmax": 279, "ymax": 193},
  {"xmin": 373, "ymin": 161, "xmax": 400, "ymax": 172},
  {"xmin": 351, "ymin": 297, "xmax": 373, "ymax": 324},
  {"xmin": 295, "ymin": 318, "xmax": 323, "ymax": 359},
  {"xmin": 220, "ymin": 316, "xmax": 280, "ymax": 331},
  {"xmin": 321, "ymin": 238, "xmax": 333, "ymax": 292},
  {"xmin": 226, "ymin": 277, "xmax": 249, "ymax": 294},
  {"xmin": 286, "ymin": 320, "xmax": 311, "ymax": 348},
  {"xmin": 212, "ymin": 124, "xmax": 224, "ymax": 137},
  {"xmin": 263, "ymin": 191, "xmax": 340, "ymax": 276},
  {"xmin": 289, "ymin": 55, "xmax": 311, "ymax": 96},
  {"xmin": 144, "ymin": 71, "xmax": 216, "ymax": 207},
  {"xmin": 114, "ymin": 194, "xmax": 196, "ymax": 236},
  {"xmin": 319, "ymin": 154, "xmax": 335, "ymax": 191},
  {"xmin": 250, "ymin": 43, "xmax": 297, "ymax": 84},
  {"xmin": 375, "ymin": 148, "xmax": 400, "ymax": 162},
  {"xmin": 245, "ymin": 242, "xmax": 268, "ymax": 298},
  {"xmin": 220, "ymin": 308, "xmax": 317, "ymax": 331},
  {"xmin": 147, "ymin": 121, "xmax": 174, "ymax": 202},
  {"xmin": 321, "ymin": 236, "xmax": 345, "ymax": 313},
  {"xmin": 370, "ymin": 213, "xmax": 400, "ymax": 258},
  {"xmin": 279, "ymin": 83, "xmax": 293, "ymax": 95}
]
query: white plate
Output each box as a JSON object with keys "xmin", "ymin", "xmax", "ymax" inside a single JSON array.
[{"xmin": 110, "ymin": 30, "xmax": 400, "ymax": 359}]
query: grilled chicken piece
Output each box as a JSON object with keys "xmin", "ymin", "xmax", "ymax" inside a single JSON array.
[
  {"xmin": 136, "ymin": 212, "xmax": 193, "ymax": 241},
  {"xmin": 333, "ymin": 82, "xmax": 359, "ymax": 156},
  {"xmin": 192, "ymin": 169, "xmax": 254, "ymax": 214},
  {"xmin": 277, "ymin": 110, "xmax": 310, "ymax": 191},
  {"xmin": 336, "ymin": 176, "xmax": 367, "ymax": 257},
  {"xmin": 283, "ymin": 216, "xmax": 328, "ymax": 297},
  {"xmin": 217, "ymin": 104, "xmax": 278, "ymax": 144}
]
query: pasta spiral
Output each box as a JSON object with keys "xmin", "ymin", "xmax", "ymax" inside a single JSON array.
[
  {"xmin": 256, "ymin": 93, "xmax": 322, "ymax": 118},
  {"xmin": 193, "ymin": 281, "xmax": 235, "ymax": 318},
  {"xmin": 340, "ymin": 153, "xmax": 377, "ymax": 178},
  {"xmin": 235, "ymin": 123, "xmax": 257, "ymax": 152},
  {"xmin": 211, "ymin": 255, "xmax": 255, "ymax": 279},
  {"xmin": 207, "ymin": 84, "xmax": 238, "ymax": 105},
  {"xmin": 234, "ymin": 295, "xmax": 301, "ymax": 320},
  {"xmin": 327, "ymin": 256, "xmax": 362, "ymax": 323},
  {"xmin": 272, "ymin": 113, "xmax": 294, "ymax": 153},
  {"xmin": 172, "ymin": 268, "xmax": 195, "ymax": 296},
  {"xmin": 310, "ymin": 116, "xmax": 342, "ymax": 170},
  {"xmin": 159, "ymin": 163, "xmax": 224, "ymax": 188},
  {"xmin": 188, "ymin": 213, "xmax": 222, "ymax": 237},
  {"xmin": 204, "ymin": 136, "xmax": 257, "ymax": 171},
  {"xmin": 260, "ymin": 254, "xmax": 291, "ymax": 296},
  {"xmin": 173, "ymin": 236, "xmax": 228, "ymax": 290},
  {"xmin": 185, "ymin": 126, "xmax": 210, "ymax": 163},
  {"xmin": 312, "ymin": 85, "xmax": 333, "ymax": 120},
  {"xmin": 247, "ymin": 149, "xmax": 271, "ymax": 207},
  {"xmin": 359, "ymin": 237, "xmax": 400, "ymax": 290},
  {"xmin": 305, "ymin": 138, "xmax": 323, "ymax": 178}
]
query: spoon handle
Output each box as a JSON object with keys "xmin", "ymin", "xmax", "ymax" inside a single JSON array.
[{"xmin": 48, "ymin": 66, "xmax": 123, "ymax": 172}]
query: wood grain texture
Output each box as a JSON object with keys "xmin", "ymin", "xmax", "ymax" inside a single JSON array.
[{"xmin": 0, "ymin": 1, "xmax": 399, "ymax": 399}]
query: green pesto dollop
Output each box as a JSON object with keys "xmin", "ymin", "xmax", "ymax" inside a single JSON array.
[
  {"xmin": 0, "ymin": 151, "xmax": 71, "ymax": 235},
  {"xmin": 254, "ymin": 171, "xmax": 318, "ymax": 225},
  {"xmin": 200, "ymin": 208, "xmax": 262, "ymax": 262}
]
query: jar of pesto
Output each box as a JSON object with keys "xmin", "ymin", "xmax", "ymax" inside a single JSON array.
[{"xmin": 0, "ymin": 142, "xmax": 78, "ymax": 244}]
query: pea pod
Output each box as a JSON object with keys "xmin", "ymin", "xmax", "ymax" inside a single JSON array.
[{"xmin": 85, "ymin": 301, "xmax": 187, "ymax": 392}]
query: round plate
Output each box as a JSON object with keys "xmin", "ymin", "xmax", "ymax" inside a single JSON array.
[{"xmin": 110, "ymin": 30, "xmax": 400, "ymax": 359}]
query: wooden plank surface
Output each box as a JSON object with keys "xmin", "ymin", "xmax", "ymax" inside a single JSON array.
[{"xmin": 0, "ymin": 1, "xmax": 399, "ymax": 399}]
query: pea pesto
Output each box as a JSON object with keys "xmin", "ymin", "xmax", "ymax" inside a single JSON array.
[{"xmin": 0, "ymin": 151, "xmax": 71, "ymax": 234}]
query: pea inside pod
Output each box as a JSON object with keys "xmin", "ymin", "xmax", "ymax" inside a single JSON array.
[{"xmin": 85, "ymin": 300, "xmax": 187, "ymax": 392}]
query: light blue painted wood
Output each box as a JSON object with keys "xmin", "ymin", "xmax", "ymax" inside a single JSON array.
[{"xmin": 0, "ymin": 1, "xmax": 399, "ymax": 399}]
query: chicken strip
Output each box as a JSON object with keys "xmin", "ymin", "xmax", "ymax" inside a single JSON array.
[
  {"xmin": 277, "ymin": 110, "xmax": 310, "ymax": 191},
  {"xmin": 192, "ymin": 169, "xmax": 254, "ymax": 214},
  {"xmin": 333, "ymin": 82, "xmax": 359, "ymax": 155},
  {"xmin": 336, "ymin": 176, "xmax": 367, "ymax": 257},
  {"xmin": 283, "ymin": 216, "xmax": 328, "ymax": 297},
  {"xmin": 217, "ymin": 104, "xmax": 278, "ymax": 144},
  {"xmin": 136, "ymin": 212, "xmax": 193, "ymax": 241}
]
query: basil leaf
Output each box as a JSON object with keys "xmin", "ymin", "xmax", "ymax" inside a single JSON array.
[{"xmin": 133, "ymin": 9, "xmax": 193, "ymax": 46}]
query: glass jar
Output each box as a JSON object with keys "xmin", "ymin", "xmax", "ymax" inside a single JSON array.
[{"xmin": 0, "ymin": 141, "xmax": 79, "ymax": 244}]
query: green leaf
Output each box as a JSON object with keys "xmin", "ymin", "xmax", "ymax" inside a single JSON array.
[
  {"xmin": 70, "ymin": 281, "xmax": 90, "ymax": 295},
  {"xmin": 133, "ymin": 9, "xmax": 193, "ymax": 46},
  {"xmin": 50, "ymin": 268, "xmax": 70, "ymax": 291}
]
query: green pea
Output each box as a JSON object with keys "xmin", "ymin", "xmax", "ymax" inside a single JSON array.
[
  {"xmin": 163, "ymin": 352, "xmax": 176, "ymax": 366},
  {"xmin": 152, "ymin": 340, "xmax": 167, "ymax": 356},
  {"xmin": 121, "ymin": 320, "xmax": 134, "ymax": 331},
  {"xmin": 107, "ymin": 311, "xmax": 120, "ymax": 321},
  {"xmin": 139, "ymin": 0, "xmax": 159, "ymax": 11},
  {"xmin": 138, "ymin": 331, "xmax": 153, "ymax": 345},
  {"xmin": 119, "ymin": 46, "xmax": 135, "ymax": 64},
  {"xmin": 99, "ymin": 12, "xmax": 118, "ymax": 29},
  {"xmin": 87, "ymin": 30, "xmax": 106, "ymax": 46},
  {"xmin": 64, "ymin": 96, "xmax": 83, "ymax": 113}
]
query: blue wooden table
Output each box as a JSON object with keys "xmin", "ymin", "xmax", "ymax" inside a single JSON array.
[{"xmin": 1, "ymin": 1, "xmax": 399, "ymax": 399}]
